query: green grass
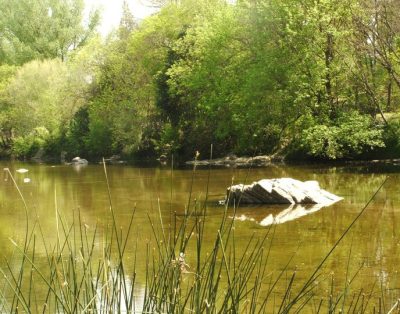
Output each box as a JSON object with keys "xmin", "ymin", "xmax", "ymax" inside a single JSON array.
[{"xmin": 0, "ymin": 162, "xmax": 399, "ymax": 313}]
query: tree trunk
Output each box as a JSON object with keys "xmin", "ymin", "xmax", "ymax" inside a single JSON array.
[
  {"xmin": 325, "ymin": 32, "xmax": 334, "ymax": 112},
  {"xmin": 387, "ymin": 76, "xmax": 392, "ymax": 111}
]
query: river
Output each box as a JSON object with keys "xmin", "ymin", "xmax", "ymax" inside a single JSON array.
[{"xmin": 0, "ymin": 160, "xmax": 399, "ymax": 311}]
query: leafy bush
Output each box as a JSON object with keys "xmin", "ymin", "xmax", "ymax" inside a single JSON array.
[
  {"xmin": 151, "ymin": 122, "xmax": 180, "ymax": 157},
  {"xmin": 382, "ymin": 118, "xmax": 400, "ymax": 154},
  {"xmin": 301, "ymin": 111, "xmax": 385, "ymax": 159},
  {"xmin": 11, "ymin": 127, "xmax": 49, "ymax": 158},
  {"xmin": 84, "ymin": 119, "xmax": 114, "ymax": 158}
]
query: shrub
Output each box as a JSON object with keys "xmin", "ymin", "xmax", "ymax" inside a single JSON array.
[
  {"xmin": 11, "ymin": 127, "xmax": 49, "ymax": 158},
  {"xmin": 301, "ymin": 111, "xmax": 385, "ymax": 159},
  {"xmin": 381, "ymin": 118, "xmax": 400, "ymax": 157}
]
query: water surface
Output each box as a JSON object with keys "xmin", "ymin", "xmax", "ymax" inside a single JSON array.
[{"xmin": 1, "ymin": 161, "xmax": 399, "ymax": 308}]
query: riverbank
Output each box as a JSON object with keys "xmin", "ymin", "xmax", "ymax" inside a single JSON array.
[
  {"xmin": 185, "ymin": 153, "xmax": 400, "ymax": 169},
  {"xmin": 4, "ymin": 144, "xmax": 400, "ymax": 170},
  {"xmin": 185, "ymin": 154, "xmax": 285, "ymax": 167}
]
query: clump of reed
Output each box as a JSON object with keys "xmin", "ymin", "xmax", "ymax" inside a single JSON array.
[{"xmin": 0, "ymin": 164, "xmax": 399, "ymax": 313}]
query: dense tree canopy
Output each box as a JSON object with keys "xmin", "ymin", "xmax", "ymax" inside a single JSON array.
[
  {"xmin": 0, "ymin": 0, "xmax": 99, "ymax": 64},
  {"xmin": 1, "ymin": 0, "xmax": 400, "ymax": 161}
]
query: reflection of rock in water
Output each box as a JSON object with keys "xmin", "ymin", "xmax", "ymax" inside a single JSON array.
[
  {"xmin": 72, "ymin": 164, "xmax": 87, "ymax": 173},
  {"xmin": 259, "ymin": 204, "xmax": 323, "ymax": 226},
  {"xmin": 231, "ymin": 203, "xmax": 325, "ymax": 226}
]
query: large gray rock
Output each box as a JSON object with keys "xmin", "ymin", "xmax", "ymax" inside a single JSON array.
[
  {"xmin": 227, "ymin": 178, "xmax": 342, "ymax": 205},
  {"xmin": 71, "ymin": 157, "xmax": 88, "ymax": 165}
]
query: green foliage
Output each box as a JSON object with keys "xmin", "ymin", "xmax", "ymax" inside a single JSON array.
[
  {"xmin": 5, "ymin": 59, "xmax": 67, "ymax": 138},
  {"xmin": 63, "ymin": 107, "xmax": 90, "ymax": 157},
  {"xmin": 63, "ymin": 105, "xmax": 114, "ymax": 159},
  {"xmin": 2, "ymin": 0, "xmax": 400, "ymax": 161},
  {"xmin": 162, "ymin": 1, "xmax": 299, "ymax": 156},
  {"xmin": 301, "ymin": 111, "xmax": 385, "ymax": 159},
  {"xmin": 379, "ymin": 117, "xmax": 400, "ymax": 157},
  {"xmin": 11, "ymin": 127, "xmax": 50, "ymax": 158},
  {"xmin": 0, "ymin": 55, "xmax": 97, "ymax": 157},
  {"xmin": 86, "ymin": 0, "xmax": 214, "ymax": 158},
  {"xmin": 151, "ymin": 122, "xmax": 179, "ymax": 157},
  {"xmin": 0, "ymin": 0, "xmax": 99, "ymax": 64},
  {"xmin": 0, "ymin": 64, "xmax": 17, "ymax": 149},
  {"xmin": 85, "ymin": 118, "xmax": 114, "ymax": 158},
  {"xmin": 0, "ymin": 0, "xmax": 99, "ymax": 158}
]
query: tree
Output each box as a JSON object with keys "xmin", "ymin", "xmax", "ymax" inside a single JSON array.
[
  {"xmin": 119, "ymin": 0, "xmax": 137, "ymax": 39},
  {"xmin": 0, "ymin": 0, "xmax": 99, "ymax": 64},
  {"xmin": 0, "ymin": 64, "xmax": 17, "ymax": 150},
  {"xmin": 4, "ymin": 60, "xmax": 68, "ymax": 137},
  {"xmin": 86, "ymin": 0, "xmax": 218, "ymax": 157},
  {"xmin": 351, "ymin": 0, "xmax": 400, "ymax": 116}
]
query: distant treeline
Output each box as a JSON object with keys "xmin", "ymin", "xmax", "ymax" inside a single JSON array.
[{"xmin": 1, "ymin": 0, "xmax": 400, "ymax": 162}]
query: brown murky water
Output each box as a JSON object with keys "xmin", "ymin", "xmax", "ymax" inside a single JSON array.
[{"xmin": 0, "ymin": 161, "xmax": 399, "ymax": 309}]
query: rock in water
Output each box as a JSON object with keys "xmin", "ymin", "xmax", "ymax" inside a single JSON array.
[
  {"xmin": 16, "ymin": 168, "xmax": 29, "ymax": 174},
  {"xmin": 71, "ymin": 157, "xmax": 88, "ymax": 165},
  {"xmin": 227, "ymin": 178, "xmax": 342, "ymax": 205}
]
